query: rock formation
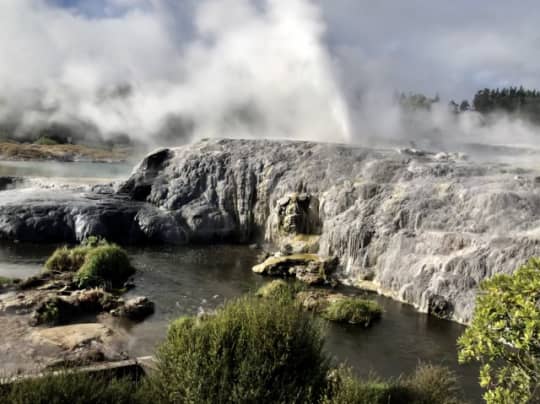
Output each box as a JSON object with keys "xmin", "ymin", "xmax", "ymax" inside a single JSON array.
[{"xmin": 1, "ymin": 138, "xmax": 540, "ymax": 323}]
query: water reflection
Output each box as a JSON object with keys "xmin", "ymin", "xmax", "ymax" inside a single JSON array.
[{"xmin": 0, "ymin": 243, "xmax": 482, "ymax": 402}]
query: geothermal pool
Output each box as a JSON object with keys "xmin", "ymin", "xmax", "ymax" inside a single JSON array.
[{"xmin": 0, "ymin": 243, "xmax": 482, "ymax": 401}]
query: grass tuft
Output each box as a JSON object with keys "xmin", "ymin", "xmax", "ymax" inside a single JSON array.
[
  {"xmin": 74, "ymin": 245, "xmax": 134, "ymax": 289},
  {"xmin": 0, "ymin": 371, "xmax": 143, "ymax": 404},
  {"xmin": 323, "ymin": 364, "xmax": 465, "ymax": 404},
  {"xmin": 44, "ymin": 239, "xmax": 133, "ymax": 290},
  {"xmin": 322, "ymin": 297, "xmax": 382, "ymax": 326}
]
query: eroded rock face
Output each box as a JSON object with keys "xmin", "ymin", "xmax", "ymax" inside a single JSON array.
[{"xmin": 1, "ymin": 138, "xmax": 540, "ymax": 323}]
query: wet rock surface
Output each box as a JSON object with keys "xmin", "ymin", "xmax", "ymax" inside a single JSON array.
[
  {"xmin": 253, "ymin": 254, "xmax": 338, "ymax": 286},
  {"xmin": 1, "ymin": 138, "xmax": 540, "ymax": 323},
  {"xmin": 111, "ymin": 296, "xmax": 155, "ymax": 321},
  {"xmin": 0, "ymin": 254, "xmax": 152, "ymax": 373}
]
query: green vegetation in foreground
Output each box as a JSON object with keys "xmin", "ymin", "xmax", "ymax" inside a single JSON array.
[
  {"xmin": 323, "ymin": 364, "xmax": 464, "ymax": 404},
  {"xmin": 0, "ymin": 372, "xmax": 141, "ymax": 404},
  {"xmin": 458, "ymin": 257, "xmax": 540, "ymax": 403},
  {"xmin": 322, "ymin": 297, "xmax": 382, "ymax": 326},
  {"xmin": 44, "ymin": 237, "xmax": 134, "ymax": 289},
  {"xmin": 0, "ymin": 295, "xmax": 464, "ymax": 403},
  {"xmin": 148, "ymin": 295, "xmax": 329, "ymax": 403}
]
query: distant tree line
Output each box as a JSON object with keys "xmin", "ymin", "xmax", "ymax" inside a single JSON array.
[
  {"xmin": 455, "ymin": 86, "xmax": 540, "ymax": 123},
  {"xmin": 397, "ymin": 86, "xmax": 540, "ymax": 124}
]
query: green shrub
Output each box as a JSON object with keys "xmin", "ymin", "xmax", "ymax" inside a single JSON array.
[
  {"xmin": 148, "ymin": 296, "xmax": 329, "ymax": 404},
  {"xmin": 397, "ymin": 364, "xmax": 464, "ymax": 404},
  {"xmin": 74, "ymin": 245, "xmax": 134, "ymax": 289},
  {"xmin": 458, "ymin": 257, "xmax": 540, "ymax": 403},
  {"xmin": 45, "ymin": 246, "xmax": 91, "ymax": 273},
  {"xmin": 323, "ymin": 367, "xmax": 393, "ymax": 404},
  {"xmin": 44, "ymin": 239, "xmax": 133, "ymax": 290},
  {"xmin": 33, "ymin": 136, "xmax": 60, "ymax": 146},
  {"xmin": 0, "ymin": 372, "xmax": 140, "ymax": 404},
  {"xmin": 323, "ymin": 365, "xmax": 464, "ymax": 404},
  {"xmin": 322, "ymin": 297, "xmax": 382, "ymax": 326}
]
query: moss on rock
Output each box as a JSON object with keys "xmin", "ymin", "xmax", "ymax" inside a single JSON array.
[{"xmin": 322, "ymin": 297, "xmax": 382, "ymax": 326}]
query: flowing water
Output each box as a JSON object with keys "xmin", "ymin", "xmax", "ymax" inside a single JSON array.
[{"xmin": 0, "ymin": 160, "xmax": 483, "ymax": 402}]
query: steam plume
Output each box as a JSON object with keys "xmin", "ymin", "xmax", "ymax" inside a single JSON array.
[{"xmin": 0, "ymin": 0, "xmax": 350, "ymax": 145}]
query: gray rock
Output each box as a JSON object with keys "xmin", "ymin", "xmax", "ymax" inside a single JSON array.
[
  {"xmin": 112, "ymin": 297, "xmax": 155, "ymax": 321},
  {"xmin": 2, "ymin": 138, "xmax": 540, "ymax": 323}
]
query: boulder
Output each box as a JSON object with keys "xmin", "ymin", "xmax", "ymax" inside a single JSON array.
[
  {"xmin": 252, "ymin": 254, "xmax": 338, "ymax": 285},
  {"xmin": 111, "ymin": 296, "xmax": 155, "ymax": 321},
  {"xmin": 31, "ymin": 323, "xmax": 114, "ymax": 350}
]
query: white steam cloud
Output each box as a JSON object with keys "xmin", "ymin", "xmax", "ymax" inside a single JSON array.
[
  {"xmin": 1, "ymin": 0, "xmax": 540, "ymax": 155},
  {"xmin": 0, "ymin": 0, "xmax": 350, "ymax": 145}
]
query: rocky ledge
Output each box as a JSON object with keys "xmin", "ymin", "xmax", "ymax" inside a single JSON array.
[{"xmin": 1, "ymin": 138, "xmax": 540, "ymax": 323}]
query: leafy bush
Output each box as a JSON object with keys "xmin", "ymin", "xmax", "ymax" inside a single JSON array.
[
  {"xmin": 148, "ymin": 295, "xmax": 329, "ymax": 403},
  {"xmin": 458, "ymin": 257, "xmax": 540, "ymax": 403},
  {"xmin": 323, "ymin": 365, "xmax": 464, "ymax": 404},
  {"xmin": 74, "ymin": 245, "xmax": 134, "ymax": 289},
  {"xmin": 322, "ymin": 297, "xmax": 382, "ymax": 326},
  {"xmin": 0, "ymin": 372, "xmax": 141, "ymax": 404}
]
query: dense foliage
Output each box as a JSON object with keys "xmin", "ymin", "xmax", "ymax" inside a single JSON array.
[
  {"xmin": 44, "ymin": 238, "xmax": 134, "ymax": 289},
  {"xmin": 74, "ymin": 245, "xmax": 133, "ymax": 289},
  {"xmin": 0, "ymin": 372, "xmax": 141, "ymax": 404},
  {"xmin": 323, "ymin": 364, "xmax": 464, "ymax": 404},
  {"xmin": 472, "ymin": 87, "xmax": 540, "ymax": 122},
  {"xmin": 458, "ymin": 258, "xmax": 540, "ymax": 403},
  {"xmin": 148, "ymin": 295, "xmax": 329, "ymax": 403}
]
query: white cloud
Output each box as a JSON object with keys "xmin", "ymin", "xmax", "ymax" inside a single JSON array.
[
  {"xmin": 2, "ymin": 0, "xmax": 540, "ymax": 150},
  {"xmin": 0, "ymin": 0, "xmax": 350, "ymax": 145}
]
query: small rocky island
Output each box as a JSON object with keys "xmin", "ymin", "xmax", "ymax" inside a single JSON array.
[
  {"xmin": 0, "ymin": 138, "xmax": 539, "ymax": 325},
  {"xmin": 0, "ymin": 238, "xmax": 154, "ymax": 373}
]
